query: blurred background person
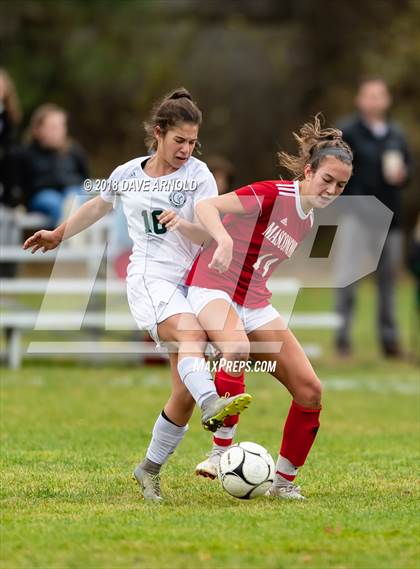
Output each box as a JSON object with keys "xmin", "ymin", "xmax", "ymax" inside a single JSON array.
[
  {"xmin": 335, "ymin": 77, "xmax": 413, "ymax": 358},
  {"xmin": 17, "ymin": 103, "xmax": 89, "ymax": 227},
  {"xmin": 0, "ymin": 68, "xmax": 22, "ymax": 207},
  {"xmin": 207, "ymin": 154, "xmax": 235, "ymax": 195},
  {"xmin": 407, "ymin": 214, "xmax": 420, "ymax": 361},
  {"xmin": 0, "ymin": 69, "xmax": 22, "ymax": 278}
]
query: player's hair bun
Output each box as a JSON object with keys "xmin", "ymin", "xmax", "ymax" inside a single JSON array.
[
  {"xmin": 324, "ymin": 131, "xmax": 343, "ymax": 141},
  {"xmin": 167, "ymin": 87, "xmax": 192, "ymax": 101},
  {"xmin": 277, "ymin": 113, "xmax": 352, "ymax": 177},
  {"xmin": 144, "ymin": 87, "xmax": 202, "ymax": 152}
]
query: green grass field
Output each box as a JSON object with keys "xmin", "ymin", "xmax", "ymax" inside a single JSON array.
[{"xmin": 1, "ymin": 280, "xmax": 419, "ymax": 568}]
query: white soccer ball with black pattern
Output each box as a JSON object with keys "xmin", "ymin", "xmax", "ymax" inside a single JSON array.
[{"xmin": 218, "ymin": 442, "xmax": 275, "ymax": 499}]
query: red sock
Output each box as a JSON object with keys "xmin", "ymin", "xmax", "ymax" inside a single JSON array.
[
  {"xmin": 213, "ymin": 368, "xmax": 245, "ymax": 446},
  {"xmin": 279, "ymin": 400, "xmax": 321, "ymax": 475}
]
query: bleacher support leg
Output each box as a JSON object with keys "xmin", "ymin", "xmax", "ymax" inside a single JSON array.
[{"xmin": 7, "ymin": 329, "xmax": 22, "ymax": 369}]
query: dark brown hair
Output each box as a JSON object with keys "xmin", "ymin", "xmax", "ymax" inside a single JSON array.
[
  {"xmin": 144, "ymin": 87, "xmax": 202, "ymax": 152},
  {"xmin": 278, "ymin": 113, "xmax": 353, "ymax": 179}
]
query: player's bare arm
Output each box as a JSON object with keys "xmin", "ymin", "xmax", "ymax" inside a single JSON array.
[
  {"xmin": 23, "ymin": 195, "xmax": 112, "ymax": 254},
  {"xmin": 195, "ymin": 193, "xmax": 247, "ymax": 273},
  {"xmin": 157, "ymin": 209, "xmax": 210, "ymax": 245}
]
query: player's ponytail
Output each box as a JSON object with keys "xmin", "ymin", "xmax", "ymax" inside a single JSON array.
[
  {"xmin": 167, "ymin": 87, "xmax": 193, "ymax": 101},
  {"xmin": 278, "ymin": 113, "xmax": 353, "ymax": 179},
  {"xmin": 144, "ymin": 87, "xmax": 202, "ymax": 151}
]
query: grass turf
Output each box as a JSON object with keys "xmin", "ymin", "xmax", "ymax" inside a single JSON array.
[{"xmin": 1, "ymin": 280, "xmax": 419, "ymax": 568}]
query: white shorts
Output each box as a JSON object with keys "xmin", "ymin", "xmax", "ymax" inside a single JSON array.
[
  {"xmin": 126, "ymin": 274, "xmax": 193, "ymax": 344},
  {"xmin": 187, "ymin": 286, "xmax": 280, "ymax": 334}
]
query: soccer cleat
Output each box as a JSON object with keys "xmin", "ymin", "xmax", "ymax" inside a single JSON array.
[
  {"xmin": 133, "ymin": 465, "xmax": 163, "ymax": 502},
  {"xmin": 195, "ymin": 447, "xmax": 227, "ymax": 479},
  {"xmin": 201, "ymin": 393, "xmax": 252, "ymax": 433},
  {"xmin": 266, "ymin": 479, "xmax": 306, "ymax": 500}
]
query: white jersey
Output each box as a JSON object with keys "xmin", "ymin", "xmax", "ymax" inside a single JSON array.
[{"xmin": 100, "ymin": 155, "xmax": 217, "ymax": 283}]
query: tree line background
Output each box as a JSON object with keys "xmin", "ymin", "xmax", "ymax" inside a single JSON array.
[{"xmin": 1, "ymin": 0, "xmax": 419, "ymax": 229}]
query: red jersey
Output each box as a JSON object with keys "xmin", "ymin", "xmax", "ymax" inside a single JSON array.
[{"xmin": 186, "ymin": 180, "xmax": 314, "ymax": 308}]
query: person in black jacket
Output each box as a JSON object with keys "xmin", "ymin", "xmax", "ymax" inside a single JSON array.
[
  {"xmin": 18, "ymin": 103, "xmax": 88, "ymax": 226},
  {"xmin": 0, "ymin": 68, "xmax": 22, "ymax": 207},
  {"xmin": 335, "ymin": 77, "xmax": 412, "ymax": 358},
  {"xmin": 0, "ymin": 69, "xmax": 23, "ymax": 278}
]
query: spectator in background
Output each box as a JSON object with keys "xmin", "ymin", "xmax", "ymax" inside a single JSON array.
[
  {"xmin": 207, "ymin": 154, "xmax": 235, "ymax": 195},
  {"xmin": 407, "ymin": 215, "xmax": 420, "ymax": 361},
  {"xmin": 0, "ymin": 69, "xmax": 22, "ymax": 278},
  {"xmin": 335, "ymin": 77, "xmax": 412, "ymax": 358},
  {"xmin": 17, "ymin": 103, "xmax": 88, "ymax": 227},
  {"xmin": 408, "ymin": 214, "xmax": 420, "ymax": 311},
  {"xmin": 0, "ymin": 68, "xmax": 22, "ymax": 206}
]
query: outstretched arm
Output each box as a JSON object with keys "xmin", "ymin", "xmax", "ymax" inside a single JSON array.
[
  {"xmin": 23, "ymin": 196, "xmax": 112, "ymax": 254},
  {"xmin": 195, "ymin": 193, "xmax": 247, "ymax": 273},
  {"xmin": 157, "ymin": 210, "xmax": 210, "ymax": 246},
  {"xmin": 195, "ymin": 192, "xmax": 246, "ymax": 239}
]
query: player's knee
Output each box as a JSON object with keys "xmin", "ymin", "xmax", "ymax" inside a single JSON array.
[
  {"xmin": 220, "ymin": 340, "xmax": 250, "ymax": 363},
  {"xmin": 191, "ymin": 329, "xmax": 208, "ymax": 343},
  {"xmin": 311, "ymin": 378, "xmax": 323, "ymax": 406},
  {"xmin": 295, "ymin": 375, "xmax": 323, "ymax": 408},
  {"xmin": 176, "ymin": 329, "xmax": 208, "ymax": 351}
]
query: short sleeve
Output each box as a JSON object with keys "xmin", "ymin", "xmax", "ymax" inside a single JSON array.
[
  {"xmin": 235, "ymin": 184, "xmax": 265, "ymax": 215},
  {"xmin": 100, "ymin": 165, "xmax": 121, "ymax": 207},
  {"xmin": 193, "ymin": 167, "xmax": 218, "ymax": 206},
  {"xmin": 236, "ymin": 182, "xmax": 279, "ymax": 217}
]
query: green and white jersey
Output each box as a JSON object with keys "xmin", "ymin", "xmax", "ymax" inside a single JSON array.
[{"xmin": 100, "ymin": 155, "xmax": 217, "ymax": 283}]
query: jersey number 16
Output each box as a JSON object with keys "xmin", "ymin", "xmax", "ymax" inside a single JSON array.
[{"xmin": 141, "ymin": 209, "xmax": 167, "ymax": 235}]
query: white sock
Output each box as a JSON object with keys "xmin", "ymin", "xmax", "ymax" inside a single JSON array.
[
  {"xmin": 275, "ymin": 455, "xmax": 298, "ymax": 479},
  {"xmin": 177, "ymin": 357, "xmax": 217, "ymax": 408},
  {"xmin": 213, "ymin": 425, "xmax": 237, "ymax": 448},
  {"xmin": 146, "ymin": 412, "xmax": 188, "ymax": 465}
]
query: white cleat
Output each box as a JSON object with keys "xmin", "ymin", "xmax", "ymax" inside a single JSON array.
[
  {"xmin": 133, "ymin": 465, "xmax": 163, "ymax": 502},
  {"xmin": 195, "ymin": 447, "xmax": 227, "ymax": 480},
  {"xmin": 266, "ymin": 480, "xmax": 306, "ymax": 500},
  {"xmin": 201, "ymin": 394, "xmax": 252, "ymax": 432}
]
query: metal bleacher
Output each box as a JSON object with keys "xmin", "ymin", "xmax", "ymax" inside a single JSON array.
[{"xmin": 1, "ymin": 213, "xmax": 342, "ymax": 368}]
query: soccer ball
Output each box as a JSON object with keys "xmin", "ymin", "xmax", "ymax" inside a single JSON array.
[{"xmin": 218, "ymin": 442, "xmax": 275, "ymax": 499}]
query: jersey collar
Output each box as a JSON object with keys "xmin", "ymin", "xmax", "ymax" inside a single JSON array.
[
  {"xmin": 139, "ymin": 155, "xmax": 187, "ymax": 180},
  {"xmin": 293, "ymin": 180, "xmax": 313, "ymax": 220}
]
